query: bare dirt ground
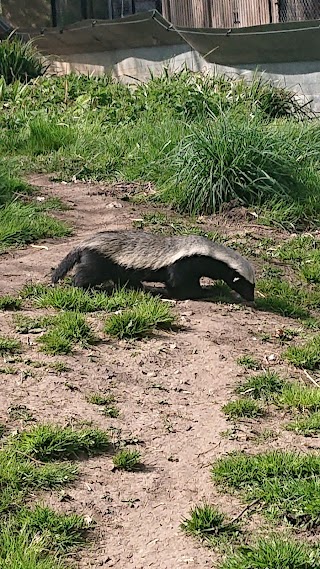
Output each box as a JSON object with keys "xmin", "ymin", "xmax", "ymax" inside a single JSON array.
[{"xmin": 0, "ymin": 175, "xmax": 318, "ymax": 568}]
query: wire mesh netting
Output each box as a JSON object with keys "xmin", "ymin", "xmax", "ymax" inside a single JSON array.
[{"xmin": 278, "ymin": 0, "xmax": 320, "ymax": 22}]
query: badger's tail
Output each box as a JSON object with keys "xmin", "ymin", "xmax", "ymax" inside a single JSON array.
[{"xmin": 51, "ymin": 248, "xmax": 81, "ymax": 284}]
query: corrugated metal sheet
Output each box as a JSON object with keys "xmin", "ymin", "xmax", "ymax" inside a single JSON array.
[{"xmin": 162, "ymin": 0, "xmax": 319, "ymax": 28}]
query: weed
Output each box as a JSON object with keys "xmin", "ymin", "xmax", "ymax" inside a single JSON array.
[
  {"xmin": 223, "ymin": 399, "xmax": 265, "ymax": 419},
  {"xmin": 286, "ymin": 411, "xmax": 320, "ymax": 436},
  {"xmin": 0, "ymin": 365, "xmax": 16, "ymax": 374},
  {"xmin": 0, "ymin": 295, "xmax": 22, "ymax": 310},
  {"xmin": 112, "ymin": 449, "xmax": 142, "ymax": 471},
  {"xmin": 235, "ymin": 371, "xmax": 287, "ymax": 401},
  {"xmin": 221, "ymin": 537, "xmax": 320, "ymax": 569},
  {"xmin": 0, "ymin": 336, "xmax": 21, "ymax": 355},
  {"xmin": 181, "ymin": 503, "xmax": 239, "ymax": 544},
  {"xmin": 284, "ymin": 335, "xmax": 320, "ymax": 369},
  {"xmin": 236, "ymin": 355, "xmax": 261, "ymax": 370}
]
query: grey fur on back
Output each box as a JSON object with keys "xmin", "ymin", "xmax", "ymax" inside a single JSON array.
[{"xmin": 80, "ymin": 230, "xmax": 255, "ymax": 284}]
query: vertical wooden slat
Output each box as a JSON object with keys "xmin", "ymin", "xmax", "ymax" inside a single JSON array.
[{"xmin": 162, "ymin": 0, "xmax": 320, "ymax": 29}]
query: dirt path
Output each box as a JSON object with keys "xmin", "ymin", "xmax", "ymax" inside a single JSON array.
[{"xmin": 0, "ymin": 176, "xmax": 314, "ymax": 568}]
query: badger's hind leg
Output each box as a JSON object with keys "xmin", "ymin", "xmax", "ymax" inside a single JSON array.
[
  {"xmin": 73, "ymin": 250, "xmax": 109, "ymax": 289},
  {"xmin": 166, "ymin": 259, "xmax": 203, "ymax": 300}
]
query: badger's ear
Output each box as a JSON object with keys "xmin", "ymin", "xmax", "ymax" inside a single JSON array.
[{"xmin": 233, "ymin": 276, "xmax": 240, "ymax": 283}]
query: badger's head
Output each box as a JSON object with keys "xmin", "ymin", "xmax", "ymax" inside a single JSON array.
[{"xmin": 228, "ymin": 272, "xmax": 255, "ymax": 301}]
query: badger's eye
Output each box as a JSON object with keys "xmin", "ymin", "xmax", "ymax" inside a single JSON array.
[{"xmin": 233, "ymin": 277, "xmax": 240, "ymax": 283}]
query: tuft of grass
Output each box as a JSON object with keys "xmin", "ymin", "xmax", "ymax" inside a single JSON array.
[
  {"xmin": 223, "ymin": 399, "xmax": 265, "ymax": 419},
  {"xmin": 160, "ymin": 111, "xmax": 320, "ymax": 222},
  {"xmin": 221, "ymin": 537, "xmax": 320, "ymax": 569},
  {"xmin": 0, "ymin": 202, "xmax": 71, "ymax": 251},
  {"xmin": 86, "ymin": 393, "xmax": 115, "ymax": 406},
  {"xmin": 37, "ymin": 312, "xmax": 96, "ymax": 355},
  {"xmin": 16, "ymin": 505, "xmax": 90, "ymax": 552},
  {"xmin": 112, "ymin": 449, "xmax": 142, "ymax": 471},
  {"xmin": 212, "ymin": 449, "xmax": 320, "ymax": 527},
  {"xmin": 102, "ymin": 405, "xmax": 120, "ymax": 418},
  {"xmin": 286, "ymin": 411, "xmax": 320, "ymax": 436},
  {"xmin": 14, "ymin": 314, "xmax": 55, "ymax": 334},
  {"xmin": 0, "ymin": 295, "xmax": 22, "ymax": 310},
  {"xmin": 26, "ymin": 116, "xmax": 77, "ymax": 155},
  {"xmin": 0, "ymin": 365, "xmax": 16, "ymax": 374},
  {"xmin": 236, "ymin": 355, "xmax": 261, "ymax": 370},
  {"xmin": 48, "ymin": 361, "xmax": 70, "ymax": 373},
  {"xmin": 0, "ymin": 336, "xmax": 21, "ymax": 355},
  {"xmin": 105, "ymin": 296, "xmax": 175, "ymax": 339},
  {"xmin": 180, "ymin": 503, "xmax": 239, "ymax": 544},
  {"xmin": 284, "ymin": 335, "xmax": 320, "ymax": 370},
  {"xmin": 277, "ymin": 383, "xmax": 320, "ymax": 412},
  {"xmin": 10, "ymin": 424, "xmax": 110, "ymax": 461},
  {"xmin": 0, "ymin": 36, "xmax": 46, "ymax": 84},
  {"xmin": 235, "ymin": 371, "xmax": 287, "ymax": 401}
]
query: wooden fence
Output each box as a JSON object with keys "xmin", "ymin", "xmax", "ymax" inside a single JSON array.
[{"xmin": 162, "ymin": 0, "xmax": 320, "ymax": 28}]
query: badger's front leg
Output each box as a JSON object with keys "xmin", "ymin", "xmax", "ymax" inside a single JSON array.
[{"xmin": 165, "ymin": 260, "xmax": 203, "ymax": 300}]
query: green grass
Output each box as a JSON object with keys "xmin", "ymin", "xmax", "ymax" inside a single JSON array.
[
  {"xmin": 0, "ymin": 202, "xmax": 71, "ymax": 251},
  {"xmin": 14, "ymin": 314, "xmax": 55, "ymax": 333},
  {"xmin": 48, "ymin": 361, "xmax": 70, "ymax": 373},
  {"xmin": 102, "ymin": 405, "xmax": 120, "ymax": 418},
  {"xmin": 0, "ymin": 336, "xmax": 21, "ymax": 355},
  {"xmin": 212, "ymin": 450, "xmax": 320, "ymax": 527},
  {"xmin": 235, "ymin": 371, "xmax": 287, "ymax": 401},
  {"xmin": 159, "ymin": 112, "xmax": 320, "ymax": 223},
  {"xmin": 284, "ymin": 335, "xmax": 320, "ymax": 369},
  {"xmin": 112, "ymin": 449, "xmax": 142, "ymax": 471},
  {"xmin": 286, "ymin": 412, "xmax": 320, "ymax": 436},
  {"xmin": 181, "ymin": 503, "xmax": 240, "ymax": 545},
  {"xmin": 277, "ymin": 383, "xmax": 320, "ymax": 412},
  {"xmin": 236, "ymin": 355, "xmax": 261, "ymax": 370},
  {"xmin": 16, "ymin": 505, "xmax": 90, "ymax": 552},
  {"xmin": 221, "ymin": 537, "xmax": 320, "ymax": 569},
  {"xmin": 223, "ymin": 399, "xmax": 265, "ymax": 419},
  {"xmin": 86, "ymin": 393, "xmax": 115, "ymax": 406},
  {"xmin": 105, "ymin": 296, "xmax": 175, "ymax": 339},
  {"xmin": 256, "ymin": 278, "xmax": 311, "ymax": 319},
  {"xmin": 0, "ymin": 294, "xmax": 22, "ymax": 310},
  {"xmin": 0, "ymin": 36, "xmax": 46, "ymax": 84},
  {"xmin": 37, "ymin": 312, "xmax": 96, "ymax": 355},
  {"xmin": 0, "ymin": 423, "xmax": 110, "ymax": 568},
  {"xmin": 10, "ymin": 424, "xmax": 110, "ymax": 461}
]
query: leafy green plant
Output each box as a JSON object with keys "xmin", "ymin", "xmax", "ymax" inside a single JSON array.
[{"xmin": 0, "ymin": 36, "xmax": 47, "ymax": 84}]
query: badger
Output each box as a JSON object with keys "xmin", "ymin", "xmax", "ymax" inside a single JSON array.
[{"xmin": 51, "ymin": 230, "xmax": 255, "ymax": 301}]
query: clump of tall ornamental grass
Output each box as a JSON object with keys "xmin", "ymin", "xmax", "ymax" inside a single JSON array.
[
  {"xmin": 0, "ymin": 35, "xmax": 47, "ymax": 84},
  {"xmin": 160, "ymin": 111, "xmax": 320, "ymax": 223}
]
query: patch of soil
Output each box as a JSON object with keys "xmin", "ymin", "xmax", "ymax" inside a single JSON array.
[{"xmin": 0, "ymin": 175, "xmax": 318, "ymax": 568}]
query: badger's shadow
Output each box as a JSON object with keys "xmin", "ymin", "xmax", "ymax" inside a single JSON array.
[{"xmin": 97, "ymin": 281, "xmax": 251, "ymax": 307}]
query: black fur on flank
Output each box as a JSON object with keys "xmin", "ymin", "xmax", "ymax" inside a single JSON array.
[{"xmin": 51, "ymin": 230, "xmax": 255, "ymax": 301}]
